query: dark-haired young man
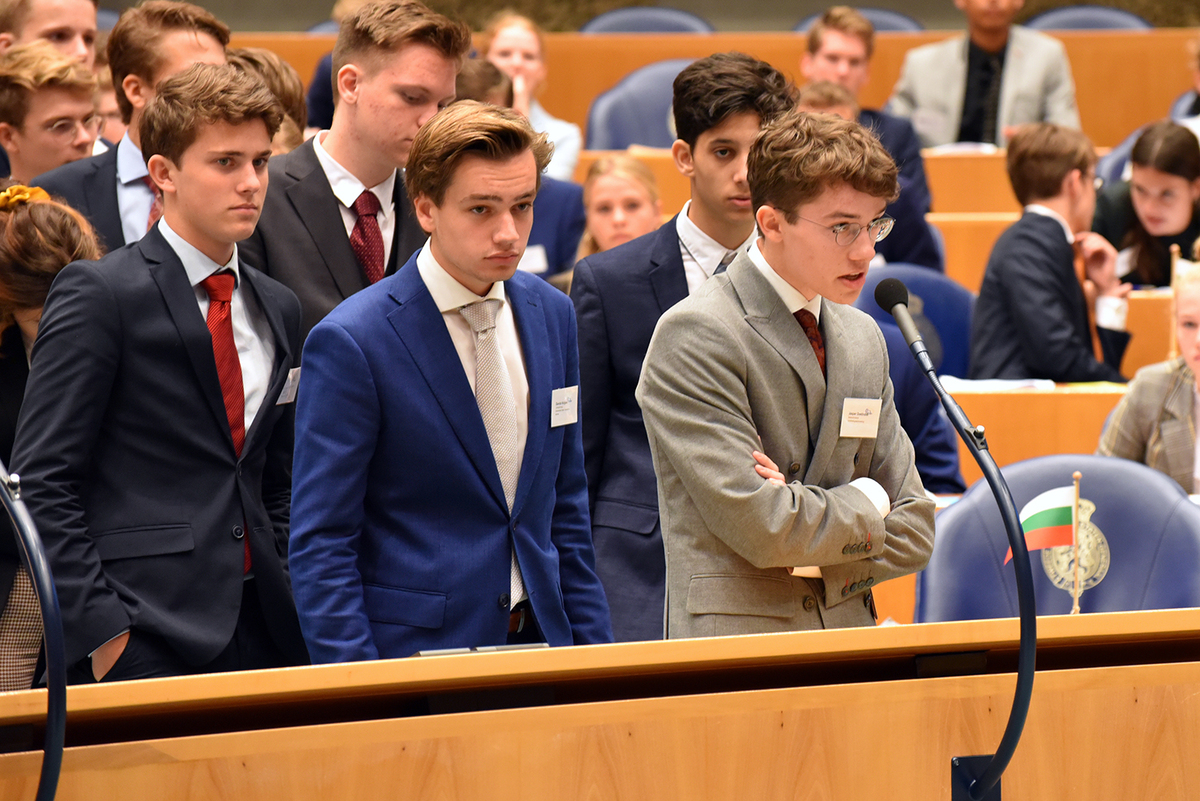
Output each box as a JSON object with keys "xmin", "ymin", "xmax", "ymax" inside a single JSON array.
[
  {"xmin": 570, "ymin": 52, "xmax": 796, "ymax": 641},
  {"xmin": 13, "ymin": 63, "xmax": 308, "ymax": 682}
]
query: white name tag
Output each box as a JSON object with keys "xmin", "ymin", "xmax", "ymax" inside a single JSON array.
[
  {"xmin": 517, "ymin": 244, "xmax": 549, "ymax": 274},
  {"xmin": 839, "ymin": 397, "xmax": 881, "ymax": 438},
  {"xmin": 551, "ymin": 386, "xmax": 579, "ymax": 427},
  {"xmin": 276, "ymin": 367, "xmax": 301, "ymax": 405}
]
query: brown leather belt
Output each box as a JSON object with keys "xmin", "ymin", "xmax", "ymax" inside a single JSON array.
[{"xmin": 508, "ymin": 600, "xmax": 532, "ymax": 633}]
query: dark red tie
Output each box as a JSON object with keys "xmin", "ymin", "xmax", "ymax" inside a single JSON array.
[
  {"xmin": 795, "ymin": 309, "xmax": 826, "ymax": 377},
  {"xmin": 201, "ymin": 272, "xmax": 250, "ymax": 572},
  {"xmin": 350, "ymin": 190, "xmax": 385, "ymax": 284},
  {"xmin": 142, "ymin": 176, "xmax": 163, "ymax": 232}
]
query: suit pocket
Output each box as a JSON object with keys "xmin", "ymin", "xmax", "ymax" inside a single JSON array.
[
  {"xmin": 592, "ymin": 499, "xmax": 658, "ymax": 535},
  {"xmin": 92, "ymin": 524, "xmax": 194, "ymax": 561},
  {"xmin": 363, "ymin": 584, "xmax": 447, "ymax": 630},
  {"xmin": 686, "ymin": 573, "xmax": 795, "ymax": 619}
]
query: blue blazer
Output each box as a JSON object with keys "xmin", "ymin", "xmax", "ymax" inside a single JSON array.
[
  {"xmin": 569, "ymin": 218, "xmax": 686, "ymax": 641},
  {"xmin": 290, "ymin": 253, "xmax": 612, "ymax": 662},
  {"xmin": 529, "ymin": 176, "xmax": 586, "ymax": 278},
  {"xmin": 33, "ymin": 148, "xmax": 124, "ymax": 253}
]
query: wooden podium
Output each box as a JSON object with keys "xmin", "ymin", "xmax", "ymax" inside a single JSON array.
[{"xmin": 3, "ymin": 609, "xmax": 1200, "ymax": 799}]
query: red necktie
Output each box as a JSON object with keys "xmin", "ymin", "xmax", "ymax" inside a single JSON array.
[
  {"xmin": 350, "ymin": 190, "xmax": 385, "ymax": 284},
  {"xmin": 201, "ymin": 272, "xmax": 250, "ymax": 572},
  {"xmin": 142, "ymin": 176, "xmax": 163, "ymax": 232},
  {"xmin": 795, "ymin": 309, "xmax": 826, "ymax": 377}
]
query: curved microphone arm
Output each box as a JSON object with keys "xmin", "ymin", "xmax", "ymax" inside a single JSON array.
[
  {"xmin": 1, "ymin": 462, "xmax": 66, "ymax": 801},
  {"xmin": 875, "ymin": 278, "xmax": 1036, "ymax": 800}
]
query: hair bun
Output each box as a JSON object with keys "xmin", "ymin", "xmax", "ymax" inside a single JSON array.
[{"xmin": 0, "ymin": 185, "xmax": 50, "ymax": 211}]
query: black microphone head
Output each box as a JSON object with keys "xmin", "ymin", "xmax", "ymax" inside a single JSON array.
[{"xmin": 874, "ymin": 277, "xmax": 909, "ymax": 315}]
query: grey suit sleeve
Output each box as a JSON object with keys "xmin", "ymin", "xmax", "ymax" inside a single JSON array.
[{"xmin": 1042, "ymin": 38, "xmax": 1081, "ymax": 129}]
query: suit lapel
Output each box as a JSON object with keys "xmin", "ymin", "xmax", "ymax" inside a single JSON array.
[
  {"xmin": 388, "ymin": 180, "xmax": 426, "ymax": 275},
  {"xmin": 144, "ymin": 230, "xmax": 235, "ymax": 452},
  {"xmin": 806, "ymin": 302, "xmax": 856, "ymax": 482},
  {"xmin": 88, "ymin": 151, "xmax": 125, "ymax": 250},
  {"xmin": 647, "ymin": 217, "xmax": 689, "ymax": 314},
  {"xmin": 239, "ymin": 266, "xmax": 293, "ymax": 452},
  {"xmin": 508, "ymin": 279, "xmax": 547, "ymax": 518},
  {"xmin": 385, "ymin": 264, "xmax": 511, "ymax": 512}
]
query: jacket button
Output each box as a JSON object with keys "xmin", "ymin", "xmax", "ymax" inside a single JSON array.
[
  {"xmin": 841, "ymin": 586, "xmax": 848, "ymax": 597},
  {"xmin": 866, "ymin": 577, "xmax": 874, "ymax": 587},
  {"xmin": 788, "ymin": 462, "xmax": 801, "ymax": 475},
  {"xmin": 497, "ymin": 593, "xmax": 510, "ymax": 609},
  {"xmin": 866, "ymin": 543, "xmax": 872, "ymax": 552},
  {"xmin": 842, "ymin": 545, "xmax": 849, "ymax": 555},
  {"xmin": 803, "ymin": 595, "xmax": 816, "ymax": 612},
  {"xmin": 232, "ymin": 525, "xmax": 244, "ymax": 540}
]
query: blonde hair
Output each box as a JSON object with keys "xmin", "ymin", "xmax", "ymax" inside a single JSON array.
[
  {"xmin": 577, "ymin": 155, "xmax": 660, "ymax": 259},
  {"xmin": 0, "ymin": 40, "xmax": 97, "ymax": 127},
  {"xmin": 796, "ymin": 80, "xmax": 860, "ymax": 117}
]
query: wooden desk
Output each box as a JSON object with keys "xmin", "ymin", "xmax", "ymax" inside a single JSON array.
[
  {"xmin": 4, "ymin": 610, "xmax": 1200, "ymax": 799},
  {"xmin": 1124, "ymin": 289, "xmax": 1173, "ymax": 377}
]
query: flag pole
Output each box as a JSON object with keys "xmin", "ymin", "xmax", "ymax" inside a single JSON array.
[{"xmin": 1071, "ymin": 471, "xmax": 1081, "ymax": 614}]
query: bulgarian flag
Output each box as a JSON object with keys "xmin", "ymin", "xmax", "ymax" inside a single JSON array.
[{"xmin": 1003, "ymin": 486, "xmax": 1076, "ymax": 564}]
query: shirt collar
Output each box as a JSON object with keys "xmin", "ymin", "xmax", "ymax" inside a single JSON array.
[
  {"xmin": 1024, "ymin": 204, "xmax": 1075, "ymax": 244},
  {"xmin": 116, "ymin": 133, "xmax": 148, "ymax": 185},
  {"xmin": 747, "ymin": 239, "xmax": 821, "ymax": 322},
  {"xmin": 676, "ymin": 200, "xmax": 757, "ymax": 274},
  {"xmin": 312, "ymin": 130, "xmax": 396, "ymax": 211},
  {"xmin": 416, "ymin": 240, "xmax": 506, "ymax": 312},
  {"xmin": 158, "ymin": 218, "xmax": 240, "ymax": 289}
]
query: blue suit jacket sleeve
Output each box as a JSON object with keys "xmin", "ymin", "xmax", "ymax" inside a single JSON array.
[{"xmin": 569, "ymin": 256, "xmax": 612, "ymax": 506}]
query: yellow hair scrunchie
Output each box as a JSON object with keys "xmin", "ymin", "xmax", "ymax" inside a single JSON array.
[{"xmin": 0, "ymin": 185, "xmax": 50, "ymax": 211}]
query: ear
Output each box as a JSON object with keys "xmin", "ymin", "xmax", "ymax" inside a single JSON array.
[
  {"xmin": 0, "ymin": 122, "xmax": 19, "ymax": 153},
  {"xmin": 0, "ymin": 33, "xmax": 15, "ymax": 52},
  {"xmin": 412, "ymin": 192, "xmax": 437, "ymax": 234},
  {"xmin": 335, "ymin": 64, "xmax": 363, "ymax": 106},
  {"xmin": 756, "ymin": 204, "xmax": 783, "ymax": 243},
  {"xmin": 671, "ymin": 139, "xmax": 694, "ymax": 179},
  {"xmin": 1061, "ymin": 167, "xmax": 1082, "ymax": 201},
  {"xmin": 146, "ymin": 154, "xmax": 175, "ymax": 197},
  {"xmin": 799, "ymin": 52, "xmax": 814, "ymax": 81},
  {"xmin": 122, "ymin": 72, "xmax": 151, "ymax": 114}
]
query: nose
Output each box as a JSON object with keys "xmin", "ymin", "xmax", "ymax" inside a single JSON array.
[
  {"xmin": 69, "ymin": 36, "xmax": 90, "ymax": 64},
  {"xmin": 611, "ymin": 207, "xmax": 627, "ymax": 226},
  {"xmin": 239, "ymin": 163, "xmax": 263, "ymax": 194},
  {"xmin": 733, "ymin": 153, "xmax": 749, "ymax": 188},
  {"xmin": 415, "ymin": 101, "xmax": 440, "ymax": 128},
  {"xmin": 495, "ymin": 211, "xmax": 519, "ymax": 246},
  {"xmin": 850, "ymin": 228, "xmax": 877, "ymax": 261}
]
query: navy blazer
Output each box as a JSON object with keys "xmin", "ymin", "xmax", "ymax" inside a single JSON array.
[
  {"xmin": 11, "ymin": 227, "xmax": 308, "ymax": 667},
  {"xmin": 569, "ymin": 219, "xmax": 686, "ymax": 641},
  {"xmin": 970, "ymin": 212, "xmax": 1129, "ymax": 381},
  {"xmin": 860, "ymin": 109, "xmax": 941, "ymax": 271},
  {"xmin": 33, "ymin": 148, "xmax": 124, "ymax": 253},
  {"xmin": 289, "ymin": 253, "xmax": 612, "ymax": 662},
  {"xmin": 528, "ymin": 176, "xmax": 585, "ymax": 278}
]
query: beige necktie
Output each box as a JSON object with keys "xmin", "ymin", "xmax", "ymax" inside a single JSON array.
[{"xmin": 460, "ymin": 299, "xmax": 526, "ymax": 607}]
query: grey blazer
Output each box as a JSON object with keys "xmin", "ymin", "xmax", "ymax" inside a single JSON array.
[
  {"xmin": 888, "ymin": 25, "xmax": 1080, "ymax": 148},
  {"xmin": 1098, "ymin": 357, "xmax": 1196, "ymax": 492},
  {"xmin": 636, "ymin": 254, "xmax": 935, "ymax": 639}
]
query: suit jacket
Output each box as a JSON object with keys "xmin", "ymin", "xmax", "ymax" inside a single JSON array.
[
  {"xmin": 969, "ymin": 212, "xmax": 1129, "ymax": 382},
  {"xmin": 888, "ymin": 26, "xmax": 1080, "ymax": 148},
  {"xmin": 238, "ymin": 137, "xmax": 428, "ymax": 338},
  {"xmin": 636, "ymin": 254, "xmax": 935, "ymax": 639},
  {"xmin": 528, "ymin": 176, "xmax": 586, "ymax": 278},
  {"xmin": 0, "ymin": 325, "xmax": 28, "ymax": 612},
  {"xmin": 289, "ymin": 252, "xmax": 613, "ymax": 662},
  {"xmin": 10, "ymin": 228, "xmax": 308, "ymax": 668},
  {"xmin": 1098, "ymin": 357, "xmax": 1195, "ymax": 492},
  {"xmin": 859, "ymin": 108, "xmax": 931, "ymax": 216},
  {"xmin": 32, "ymin": 148, "xmax": 124, "ymax": 253},
  {"xmin": 569, "ymin": 218, "xmax": 686, "ymax": 641}
]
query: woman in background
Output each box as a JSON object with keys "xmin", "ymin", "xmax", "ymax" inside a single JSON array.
[
  {"xmin": 0, "ymin": 184, "xmax": 101, "ymax": 691},
  {"xmin": 577, "ymin": 155, "xmax": 662, "ymax": 260}
]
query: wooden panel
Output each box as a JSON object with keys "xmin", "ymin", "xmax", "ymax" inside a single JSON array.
[
  {"xmin": 926, "ymin": 151, "xmax": 1018, "ymax": 213},
  {"xmin": 575, "ymin": 148, "xmax": 689, "ymax": 216},
  {"xmin": 229, "ymin": 33, "xmax": 335, "ymax": 90},
  {"xmin": 929, "ymin": 211, "xmax": 1017, "ymax": 291},
  {"xmin": 1124, "ymin": 290, "xmax": 1173, "ymax": 377}
]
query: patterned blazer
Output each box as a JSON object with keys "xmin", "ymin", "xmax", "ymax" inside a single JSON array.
[{"xmin": 1098, "ymin": 357, "xmax": 1196, "ymax": 492}]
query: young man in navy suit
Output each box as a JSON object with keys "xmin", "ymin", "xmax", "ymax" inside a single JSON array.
[
  {"xmin": 12, "ymin": 63, "xmax": 308, "ymax": 681},
  {"xmin": 289, "ymin": 101, "xmax": 612, "ymax": 662},
  {"xmin": 569, "ymin": 53, "xmax": 796, "ymax": 641}
]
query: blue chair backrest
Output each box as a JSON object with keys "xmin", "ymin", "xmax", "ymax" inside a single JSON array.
[
  {"xmin": 1170, "ymin": 90, "xmax": 1198, "ymax": 120},
  {"xmin": 585, "ymin": 58, "xmax": 693, "ymax": 150},
  {"xmin": 795, "ymin": 7, "xmax": 923, "ymax": 32},
  {"xmin": 1024, "ymin": 5, "xmax": 1151, "ymax": 30},
  {"xmin": 581, "ymin": 7, "xmax": 714, "ymax": 33},
  {"xmin": 915, "ymin": 454, "xmax": 1200, "ymax": 622},
  {"xmin": 855, "ymin": 264, "xmax": 976, "ymax": 378},
  {"xmin": 1096, "ymin": 125, "xmax": 1143, "ymax": 185},
  {"xmin": 97, "ymin": 7, "xmax": 120, "ymax": 30},
  {"xmin": 307, "ymin": 19, "xmax": 340, "ymax": 34}
]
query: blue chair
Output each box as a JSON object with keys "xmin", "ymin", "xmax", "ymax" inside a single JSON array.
[
  {"xmin": 1024, "ymin": 5, "xmax": 1151, "ymax": 30},
  {"xmin": 1095, "ymin": 125, "xmax": 1142, "ymax": 184},
  {"xmin": 96, "ymin": 7, "xmax": 119, "ymax": 30},
  {"xmin": 855, "ymin": 264, "xmax": 976, "ymax": 378},
  {"xmin": 1170, "ymin": 90, "xmax": 1198, "ymax": 120},
  {"xmin": 915, "ymin": 454, "xmax": 1200, "ymax": 622},
  {"xmin": 307, "ymin": 19, "xmax": 339, "ymax": 34},
  {"xmin": 585, "ymin": 58, "xmax": 693, "ymax": 150},
  {"xmin": 580, "ymin": 7, "xmax": 714, "ymax": 33},
  {"xmin": 795, "ymin": 7, "xmax": 923, "ymax": 32}
]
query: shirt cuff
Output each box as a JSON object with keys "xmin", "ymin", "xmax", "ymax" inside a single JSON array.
[
  {"xmin": 1095, "ymin": 296, "xmax": 1128, "ymax": 331},
  {"xmin": 849, "ymin": 477, "xmax": 891, "ymax": 518}
]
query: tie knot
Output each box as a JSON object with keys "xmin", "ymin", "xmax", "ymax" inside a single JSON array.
[
  {"xmin": 201, "ymin": 271, "xmax": 235, "ymax": 303},
  {"xmin": 794, "ymin": 308, "xmax": 818, "ymax": 331},
  {"xmin": 352, "ymin": 189, "xmax": 381, "ymax": 217},
  {"xmin": 459, "ymin": 298, "xmax": 501, "ymax": 333}
]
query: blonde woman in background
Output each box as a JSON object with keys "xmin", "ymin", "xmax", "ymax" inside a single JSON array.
[{"xmin": 577, "ymin": 155, "xmax": 662, "ymax": 260}]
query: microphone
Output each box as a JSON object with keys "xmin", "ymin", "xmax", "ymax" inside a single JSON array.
[{"xmin": 874, "ymin": 277, "xmax": 934, "ymax": 375}]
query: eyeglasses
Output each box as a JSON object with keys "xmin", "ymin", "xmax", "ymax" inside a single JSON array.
[
  {"xmin": 42, "ymin": 114, "xmax": 102, "ymax": 141},
  {"xmin": 796, "ymin": 214, "xmax": 895, "ymax": 246}
]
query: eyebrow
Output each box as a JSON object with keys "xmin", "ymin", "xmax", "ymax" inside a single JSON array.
[{"xmin": 464, "ymin": 191, "xmax": 537, "ymax": 202}]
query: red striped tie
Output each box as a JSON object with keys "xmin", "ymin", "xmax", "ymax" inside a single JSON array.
[{"xmin": 201, "ymin": 271, "xmax": 250, "ymax": 572}]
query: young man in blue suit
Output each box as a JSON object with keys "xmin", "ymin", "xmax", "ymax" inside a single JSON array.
[
  {"xmin": 289, "ymin": 101, "xmax": 612, "ymax": 662},
  {"xmin": 13, "ymin": 63, "xmax": 308, "ymax": 681},
  {"xmin": 569, "ymin": 53, "xmax": 796, "ymax": 641}
]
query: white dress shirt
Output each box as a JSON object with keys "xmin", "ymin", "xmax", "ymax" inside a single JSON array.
[
  {"xmin": 159, "ymin": 219, "xmax": 276, "ymax": 433},
  {"xmin": 677, "ymin": 200, "xmax": 756, "ymax": 295},
  {"xmin": 312, "ymin": 131, "xmax": 397, "ymax": 264},
  {"xmin": 416, "ymin": 242, "xmax": 530, "ymax": 473},
  {"xmin": 115, "ymin": 133, "xmax": 155, "ymax": 246}
]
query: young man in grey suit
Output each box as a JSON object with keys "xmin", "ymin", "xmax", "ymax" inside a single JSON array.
[
  {"xmin": 888, "ymin": 0, "xmax": 1079, "ymax": 148},
  {"xmin": 239, "ymin": 1, "xmax": 471, "ymax": 338},
  {"xmin": 570, "ymin": 53, "xmax": 796, "ymax": 641},
  {"xmin": 637, "ymin": 110, "xmax": 935, "ymax": 639}
]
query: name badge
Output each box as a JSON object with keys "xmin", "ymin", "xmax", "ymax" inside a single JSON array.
[
  {"xmin": 551, "ymin": 386, "xmax": 579, "ymax": 427},
  {"xmin": 276, "ymin": 367, "xmax": 301, "ymax": 405},
  {"xmin": 517, "ymin": 244, "xmax": 549, "ymax": 274},
  {"xmin": 839, "ymin": 397, "xmax": 881, "ymax": 438}
]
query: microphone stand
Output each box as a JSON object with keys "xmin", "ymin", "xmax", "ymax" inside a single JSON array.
[
  {"xmin": 1, "ymin": 460, "xmax": 66, "ymax": 801},
  {"xmin": 896, "ymin": 320, "xmax": 1037, "ymax": 801}
]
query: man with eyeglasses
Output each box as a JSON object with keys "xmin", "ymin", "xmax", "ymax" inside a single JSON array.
[
  {"xmin": 637, "ymin": 109, "xmax": 935, "ymax": 639},
  {"xmin": 0, "ymin": 40, "xmax": 97, "ymax": 183}
]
